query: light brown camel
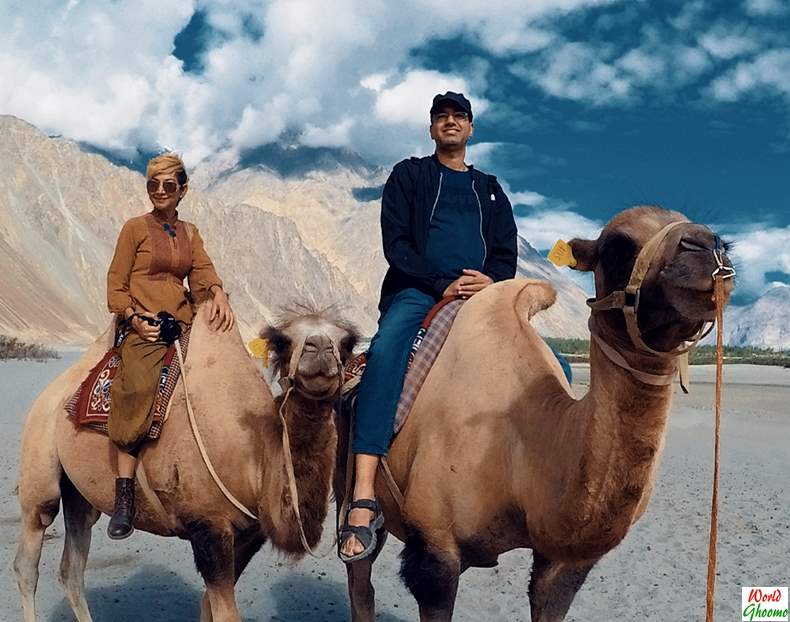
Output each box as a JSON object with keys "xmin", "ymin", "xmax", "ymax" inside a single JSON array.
[
  {"xmin": 334, "ymin": 206, "xmax": 734, "ymax": 621},
  {"xmin": 14, "ymin": 304, "xmax": 358, "ymax": 622}
]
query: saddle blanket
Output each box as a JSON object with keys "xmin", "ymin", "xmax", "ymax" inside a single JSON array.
[
  {"xmin": 64, "ymin": 331, "xmax": 190, "ymax": 441},
  {"xmin": 342, "ymin": 297, "xmax": 464, "ymax": 436}
]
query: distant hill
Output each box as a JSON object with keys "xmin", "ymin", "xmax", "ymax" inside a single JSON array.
[
  {"xmin": 0, "ymin": 115, "xmax": 376, "ymax": 343},
  {"xmin": 715, "ymin": 285, "xmax": 790, "ymax": 350}
]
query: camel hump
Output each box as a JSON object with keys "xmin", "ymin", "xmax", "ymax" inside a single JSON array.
[{"xmin": 510, "ymin": 278, "xmax": 557, "ymax": 321}]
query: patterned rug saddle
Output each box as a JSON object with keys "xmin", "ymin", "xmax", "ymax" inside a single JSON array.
[
  {"xmin": 65, "ymin": 331, "xmax": 191, "ymax": 442},
  {"xmin": 341, "ymin": 297, "xmax": 464, "ymax": 437}
]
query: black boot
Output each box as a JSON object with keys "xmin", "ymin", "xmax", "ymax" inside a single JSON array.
[{"xmin": 107, "ymin": 477, "xmax": 135, "ymax": 540}]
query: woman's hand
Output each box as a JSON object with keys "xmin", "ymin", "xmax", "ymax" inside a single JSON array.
[
  {"xmin": 208, "ymin": 287, "xmax": 235, "ymax": 332},
  {"xmin": 130, "ymin": 312, "xmax": 160, "ymax": 342}
]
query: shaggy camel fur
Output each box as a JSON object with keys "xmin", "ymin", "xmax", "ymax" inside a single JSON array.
[
  {"xmin": 14, "ymin": 304, "xmax": 358, "ymax": 622},
  {"xmin": 335, "ymin": 206, "xmax": 734, "ymax": 621}
]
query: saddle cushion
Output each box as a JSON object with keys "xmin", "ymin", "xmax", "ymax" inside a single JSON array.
[
  {"xmin": 342, "ymin": 297, "xmax": 464, "ymax": 436},
  {"xmin": 64, "ymin": 330, "xmax": 190, "ymax": 441}
]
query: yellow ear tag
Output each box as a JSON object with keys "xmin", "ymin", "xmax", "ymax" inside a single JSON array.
[
  {"xmin": 548, "ymin": 239, "xmax": 577, "ymax": 268},
  {"xmin": 247, "ymin": 338, "xmax": 270, "ymax": 367}
]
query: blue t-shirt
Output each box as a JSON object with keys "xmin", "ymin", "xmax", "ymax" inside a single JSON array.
[{"xmin": 423, "ymin": 164, "xmax": 486, "ymax": 280}]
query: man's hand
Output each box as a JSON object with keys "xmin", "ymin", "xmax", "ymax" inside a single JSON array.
[
  {"xmin": 131, "ymin": 311, "xmax": 160, "ymax": 342},
  {"xmin": 208, "ymin": 287, "xmax": 235, "ymax": 332},
  {"xmin": 458, "ymin": 269, "xmax": 493, "ymax": 297},
  {"xmin": 443, "ymin": 269, "xmax": 494, "ymax": 299}
]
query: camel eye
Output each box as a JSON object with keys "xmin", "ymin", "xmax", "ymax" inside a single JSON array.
[{"xmin": 680, "ymin": 239, "xmax": 707, "ymax": 252}]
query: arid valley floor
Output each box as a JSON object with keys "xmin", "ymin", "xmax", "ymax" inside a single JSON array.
[{"xmin": 1, "ymin": 356, "xmax": 787, "ymax": 621}]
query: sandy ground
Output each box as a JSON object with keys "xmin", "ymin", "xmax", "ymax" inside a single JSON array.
[{"xmin": 1, "ymin": 356, "xmax": 788, "ymax": 621}]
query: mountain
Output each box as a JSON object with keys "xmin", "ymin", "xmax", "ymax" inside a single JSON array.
[
  {"xmin": 715, "ymin": 285, "xmax": 790, "ymax": 350},
  {"xmin": 195, "ymin": 164, "xmax": 593, "ymax": 338},
  {"xmin": 0, "ymin": 115, "xmax": 377, "ymax": 344},
  {"xmin": 0, "ymin": 114, "xmax": 593, "ymax": 346}
]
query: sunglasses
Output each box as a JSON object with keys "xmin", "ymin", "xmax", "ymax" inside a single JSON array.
[
  {"xmin": 431, "ymin": 111, "xmax": 470, "ymax": 123},
  {"xmin": 146, "ymin": 178, "xmax": 181, "ymax": 195}
]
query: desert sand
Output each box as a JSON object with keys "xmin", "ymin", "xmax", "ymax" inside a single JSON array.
[{"xmin": 1, "ymin": 355, "xmax": 788, "ymax": 621}]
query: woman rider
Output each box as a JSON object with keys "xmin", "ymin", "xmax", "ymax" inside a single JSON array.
[{"xmin": 105, "ymin": 153, "xmax": 235, "ymax": 539}]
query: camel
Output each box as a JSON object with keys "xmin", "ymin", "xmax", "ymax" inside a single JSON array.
[
  {"xmin": 14, "ymin": 304, "xmax": 359, "ymax": 622},
  {"xmin": 334, "ymin": 206, "xmax": 735, "ymax": 621}
]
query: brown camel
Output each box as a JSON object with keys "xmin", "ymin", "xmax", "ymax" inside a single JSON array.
[
  {"xmin": 335, "ymin": 206, "xmax": 734, "ymax": 621},
  {"xmin": 14, "ymin": 304, "xmax": 358, "ymax": 622}
]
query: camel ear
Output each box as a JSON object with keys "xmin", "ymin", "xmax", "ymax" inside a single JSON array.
[
  {"xmin": 339, "ymin": 331, "xmax": 359, "ymax": 363},
  {"xmin": 568, "ymin": 238, "xmax": 599, "ymax": 272},
  {"xmin": 260, "ymin": 325, "xmax": 291, "ymax": 376}
]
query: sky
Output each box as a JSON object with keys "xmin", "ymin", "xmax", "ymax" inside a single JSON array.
[{"xmin": 1, "ymin": 0, "xmax": 788, "ymax": 304}]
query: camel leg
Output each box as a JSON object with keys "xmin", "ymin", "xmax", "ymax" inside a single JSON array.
[
  {"xmin": 199, "ymin": 527, "xmax": 266, "ymax": 622},
  {"xmin": 346, "ymin": 528, "xmax": 388, "ymax": 621},
  {"xmin": 188, "ymin": 520, "xmax": 241, "ymax": 622},
  {"xmin": 400, "ymin": 532, "xmax": 460, "ymax": 622},
  {"xmin": 57, "ymin": 476, "xmax": 100, "ymax": 622},
  {"xmin": 14, "ymin": 463, "xmax": 62, "ymax": 622},
  {"xmin": 528, "ymin": 551, "xmax": 597, "ymax": 622}
]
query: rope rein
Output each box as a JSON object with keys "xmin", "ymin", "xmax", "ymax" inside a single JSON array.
[
  {"xmin": 177, "ymin": 331, "xmax": 341, "ymax": 558},
  {"xmin": 705, "ymin": 275, "xmax": 726, "ymax": 622},
  {"xmin": 275, "ymin": 335, "xmax": 342, "ymax": 559},
  {"xmin": 175, "ymin": 340, "xmax": 258, "ymax": 520}
]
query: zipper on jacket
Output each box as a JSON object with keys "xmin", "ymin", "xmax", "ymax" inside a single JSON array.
[
  {"xmin": 429, "ymin": 172, "xmax": 443, "ymax": 223},
  {"xmin": 471, "ymin": 179, "xmax": 488, "ymax": 262}
]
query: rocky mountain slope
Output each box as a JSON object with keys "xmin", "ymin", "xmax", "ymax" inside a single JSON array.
[
  {"xmin": 0, "ymin": 116, "xmax": 376, "ymax": 344},
  {"xmin": 196, "ymin": 160, "xmax": 592, "ymax": 338},
  {"xmin": 717, "ymin": 285, "xmax": 790, "ymax": 350}
]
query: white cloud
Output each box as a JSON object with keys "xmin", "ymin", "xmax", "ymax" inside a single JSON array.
[
  {"xmin": 465, "ymin": 141, "xmax": 501, "ymax": 169},
  {"xmin": 709, "ymin": 49, "xmax": 790, "ymax": 101},
  {"xmin": 373, "ymin": 70, "xmax": 487, "ymax": 126},
  {"xmin": 514, "ymin": 42, "xmax": 632, "ymax": 105},
  {"xmin": 511, "ymin": 191, "xmax": 547, "ymax": 207},
  {"xmin": 300, "ymin": 118, "xmax": 355, "ymax": 148},
  {"xmin": 516, "ymin": 208, "xmax": 602, "ymax": 250},
  {"xmin": 0, "ymin": 0, "xmax": 620, "ymax": 165},
  {"xmin": 360, "ymin": 73, "xmax": 389, "ymax": 92},
  {"xmin": 723, "ymin": 225, "xmax": 790, "ymax": 298},
  {"xmin": 699, "ymin": 28, "xmax": 759, "ymax": 60},
  {"xmin": 744, "ymin": 0, "xmax": 788, "ymax": 16}
]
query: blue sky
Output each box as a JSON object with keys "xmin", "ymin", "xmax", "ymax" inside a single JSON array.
[{"xmin": 1, "ymin": 0, "xmax": 788, "ymax": 304}]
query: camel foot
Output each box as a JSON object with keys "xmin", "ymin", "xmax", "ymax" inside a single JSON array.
[
  {"xmin": 14, "ymin": 496, "xmax": 60, "ymax": 622},
  {"xmin": 528, "ymin": 551, "xmax": 597, "ymax": 622},
  {"xmin": 57, "ymin": 476, "xmax": 99, "ymax": 622},
  {"xmin": 345, "ymin": 528, "xmax": 387, "ymax": 622},
  {"xmin": 400, "ymin": 531, "xmax": 460, "ymax": 622}
]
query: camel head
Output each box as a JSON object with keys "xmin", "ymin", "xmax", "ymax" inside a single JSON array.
[
  {"xmin": 569, "ymin": 205, "xmax": 735, "ymax": 353},
  {"xmin": 262, "ymin": 308, "xmax": 359, "ymax": 403}
]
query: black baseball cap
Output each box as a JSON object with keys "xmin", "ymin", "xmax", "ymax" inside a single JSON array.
[{"xmin": 430, "ymin": 91, "xmax": 473, "ymax": 120}]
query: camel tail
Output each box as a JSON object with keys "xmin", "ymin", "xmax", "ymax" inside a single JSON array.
[{"xmin": 513, "ymin": 279, "xmax": 557, "ymax": 324}]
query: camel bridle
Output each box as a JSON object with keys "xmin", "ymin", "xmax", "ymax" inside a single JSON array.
[
  {"xmin": 276, "ymin": 333, "xmax": 344, "ymax": 558},
  {"xmin": 169, "ymin": 331, "xmax": 343, "ymax": 559},
  {"xmin": 587, "ymin": 220, "xmax": 735, "ymax": 388}
]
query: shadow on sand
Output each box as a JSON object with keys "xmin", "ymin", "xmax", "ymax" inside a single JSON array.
[
  {"xmin": 47, "ymin": 565, "xmax": 409, "ymax": 622},
  {"xmin": 48, "ymin": 565, "xmax": 201, "ymax": 622},
  {"xmin": 263, "ymin": 574, "xmax": 408, "ymax": 622}
]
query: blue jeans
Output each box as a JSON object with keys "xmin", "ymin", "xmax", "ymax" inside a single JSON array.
[
  {"xmin": 352, "ymin": 288, "xmax": 574, "ymax": 456},
  {"xmin": 352, "ymin": 288, "xmax": 435, "ymax": 455}
]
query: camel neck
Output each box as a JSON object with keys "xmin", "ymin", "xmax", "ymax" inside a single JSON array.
[
  {"xmin": 522, "ymin": 333, "xmax": 676, "ymax": 560},
  {"xmin": 260, "ymin": 394, "xmax": 336, "ymax": 555}
]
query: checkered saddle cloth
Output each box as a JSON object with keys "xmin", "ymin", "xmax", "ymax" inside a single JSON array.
[
  {"xmin": 64, "ymin": 331, "xmax": 190, "ymax": 441},
  {"xmin": 342, "ymin": 297, "xmax": 464, "ymax": 436}
]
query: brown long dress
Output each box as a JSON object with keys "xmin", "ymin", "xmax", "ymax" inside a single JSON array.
[{"xmin": 106, "ymin": 210, "xmax": 222, "ymax": 451}]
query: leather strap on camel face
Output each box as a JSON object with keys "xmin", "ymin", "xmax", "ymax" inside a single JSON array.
[
  {"xmin": 587, "ymin": 220, "xmax": 714, "ymax": 359},
  {"xmin": 276, "ymin": 332, "xmax": 343, "ymax": 558}
]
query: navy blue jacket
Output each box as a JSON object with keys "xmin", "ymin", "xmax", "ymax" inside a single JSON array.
[{"xmin": 378, "ymin": 154, "xmax": 518, "ymax": 315}]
